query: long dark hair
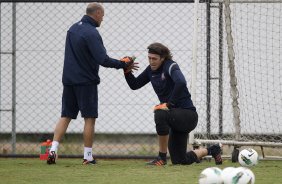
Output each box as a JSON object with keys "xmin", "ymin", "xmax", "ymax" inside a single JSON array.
[{"xmin": 147, "ymin": 42, "xmax": 173, "ymax": 60}]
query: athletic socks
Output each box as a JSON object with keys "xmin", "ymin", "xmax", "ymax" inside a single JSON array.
[
  {"xmin": 49, "ymin": 141, "xmax": 59, "ymax": 153},
  {"xmin": 50, "ymin": 143, "xmax": 93, "ymax": 161},
  {"xmin": 84, "ymin": 147, "xmax": 93, "ymax": 161},
  {"xmin": 207, "ymin": 144, "xmax": 221, "ymax": 156},
  {"xmin": 158, "ymin": 151, "xmax": 167, "ymax": 162}
]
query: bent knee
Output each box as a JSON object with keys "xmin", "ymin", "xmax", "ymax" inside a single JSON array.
[{"xmin": 154, "ymin": 110, "xmax": 169, "ymax": 135}]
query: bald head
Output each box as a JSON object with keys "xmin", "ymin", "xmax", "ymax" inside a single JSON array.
[
  {"xmin": 86, "ymin": 3, "xmax": 104, "ymax": 27},
  {"xmin": 86, "ymin": 3, "xmax": 104, "ymax": 15}
]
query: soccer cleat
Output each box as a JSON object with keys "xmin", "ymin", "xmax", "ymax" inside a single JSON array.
[
  {"xmin": 47, "ymin": 151, "xmax": 57, "ymax": 165},
  {"xmin": 82, "ymin": 159, "xmax": 97, "ymax": 165},
  {"xmin": 146, "ymin": 156, "xmax": 167, "ymax": 166},
  {"xmin": 209, "ymin": 143, "xmax": 223, "ymax": 165}
]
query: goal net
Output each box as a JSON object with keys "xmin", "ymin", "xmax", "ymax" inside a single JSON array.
[{"xmin": 193, "ymin": 0, "xmax": 282, "ymax": 159}]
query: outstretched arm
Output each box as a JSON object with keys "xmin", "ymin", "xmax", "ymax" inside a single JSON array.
[
  {"xmin": 86, "ymin": 33, "xmax": 127, "ymax": 69},
  {"xmin": 124, "ymin": 67, "xmax": 150, "ymax": 90}
]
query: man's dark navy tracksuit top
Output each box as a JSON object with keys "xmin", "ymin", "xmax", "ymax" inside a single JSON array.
[
  {"xmin": 62, "ymin": 15, "xmax": 126, "ymax": 85},
  {"xmin": 125, "ymin": 60, "xmax": 196, "ymax": 111}
]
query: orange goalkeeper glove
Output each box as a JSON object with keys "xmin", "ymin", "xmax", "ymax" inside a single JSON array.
[
  {"xmin": 120, "ymin": 56, "xmax": 135, "ymax": 64},
  {"xmin": 154, "ymin": 103, "xmax": 175, "ymax": 112},
  {"xmin": 120, "ymin": 56, "xmax": 135, "ymax": 61},
  {"xmin": 120, "ymin": 56, "xmax": 136, "ymax": 73},
  {"xmin": 154, "ymin": 103, "xmax": 169, "ymax": 112}
]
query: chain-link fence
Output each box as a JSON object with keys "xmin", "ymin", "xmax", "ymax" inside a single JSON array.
[
  {"xmin": 0, "ymin": 1, "xmax": 203, "ymax": 157},
  {"xmin": 1, "ymin": 0, "xmax": 282, "ymax": 158}
]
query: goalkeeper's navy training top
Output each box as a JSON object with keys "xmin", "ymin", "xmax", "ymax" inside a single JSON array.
[
  {"xmin": 62, "ymin": 15, "xmax": 126, "ymax": 85},
  {"xmin": 125, "ymin": 60, "xmax": 196, "ymax": 111}
]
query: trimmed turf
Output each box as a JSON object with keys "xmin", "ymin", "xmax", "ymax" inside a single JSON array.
[{"xmin": 0, "ymin": 158, "xmax": 281, "ymax": 184}]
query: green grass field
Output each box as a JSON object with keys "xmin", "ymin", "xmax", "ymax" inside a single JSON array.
[{"xmin": 0, "ymin": 158, "xmax": 281, "ymax": 184}]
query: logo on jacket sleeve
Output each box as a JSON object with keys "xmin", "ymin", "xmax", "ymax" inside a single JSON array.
[{"xmin": 161, "ymin": 73, "xmax": 166, "ymax": 80}]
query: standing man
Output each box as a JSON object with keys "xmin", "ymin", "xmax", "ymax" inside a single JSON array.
[
  {"xmin": 47, "ymin": 3, "xmax": 133, "ymax": 165},
  {"xmin": 124, "ymin": 42, "xmax": 222, "ymax": 165}
]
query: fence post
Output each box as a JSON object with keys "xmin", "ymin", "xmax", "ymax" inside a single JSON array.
[{"xmin": 12, "ymin": 2, "xmax": 17, "ymax": 154}]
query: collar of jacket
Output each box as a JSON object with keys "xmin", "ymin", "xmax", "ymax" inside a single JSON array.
[
  {"xmin": 151, "ymin": 62, "xmax": 165, "ymax": 74},
  {"xmin": 81, "ymin": 15, "xmax": 98, "ymax": 27}
]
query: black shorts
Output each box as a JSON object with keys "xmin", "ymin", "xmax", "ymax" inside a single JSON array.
[
  {"xmin": 61, "ymin": 85, "xmax": 98, "ymax": 119},
  {"xmin": 166, "ymin": 109, "xmax": 198, "ymax": 164},
  {"xmin": 168, "ymin": 108, "xmax": 198, "ymax": 133}
]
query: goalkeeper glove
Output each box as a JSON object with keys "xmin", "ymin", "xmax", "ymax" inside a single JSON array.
[
  {"xmin": 154, "ymin": 103, "xmax": 175, "ymax": 112},
  {"xmin": 120, "ymin": 56, "xmax": 136, "ymax": 73},
  {"xmin": 153, "ymin": 103, "xmax": 168, "ymax": 112}
]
